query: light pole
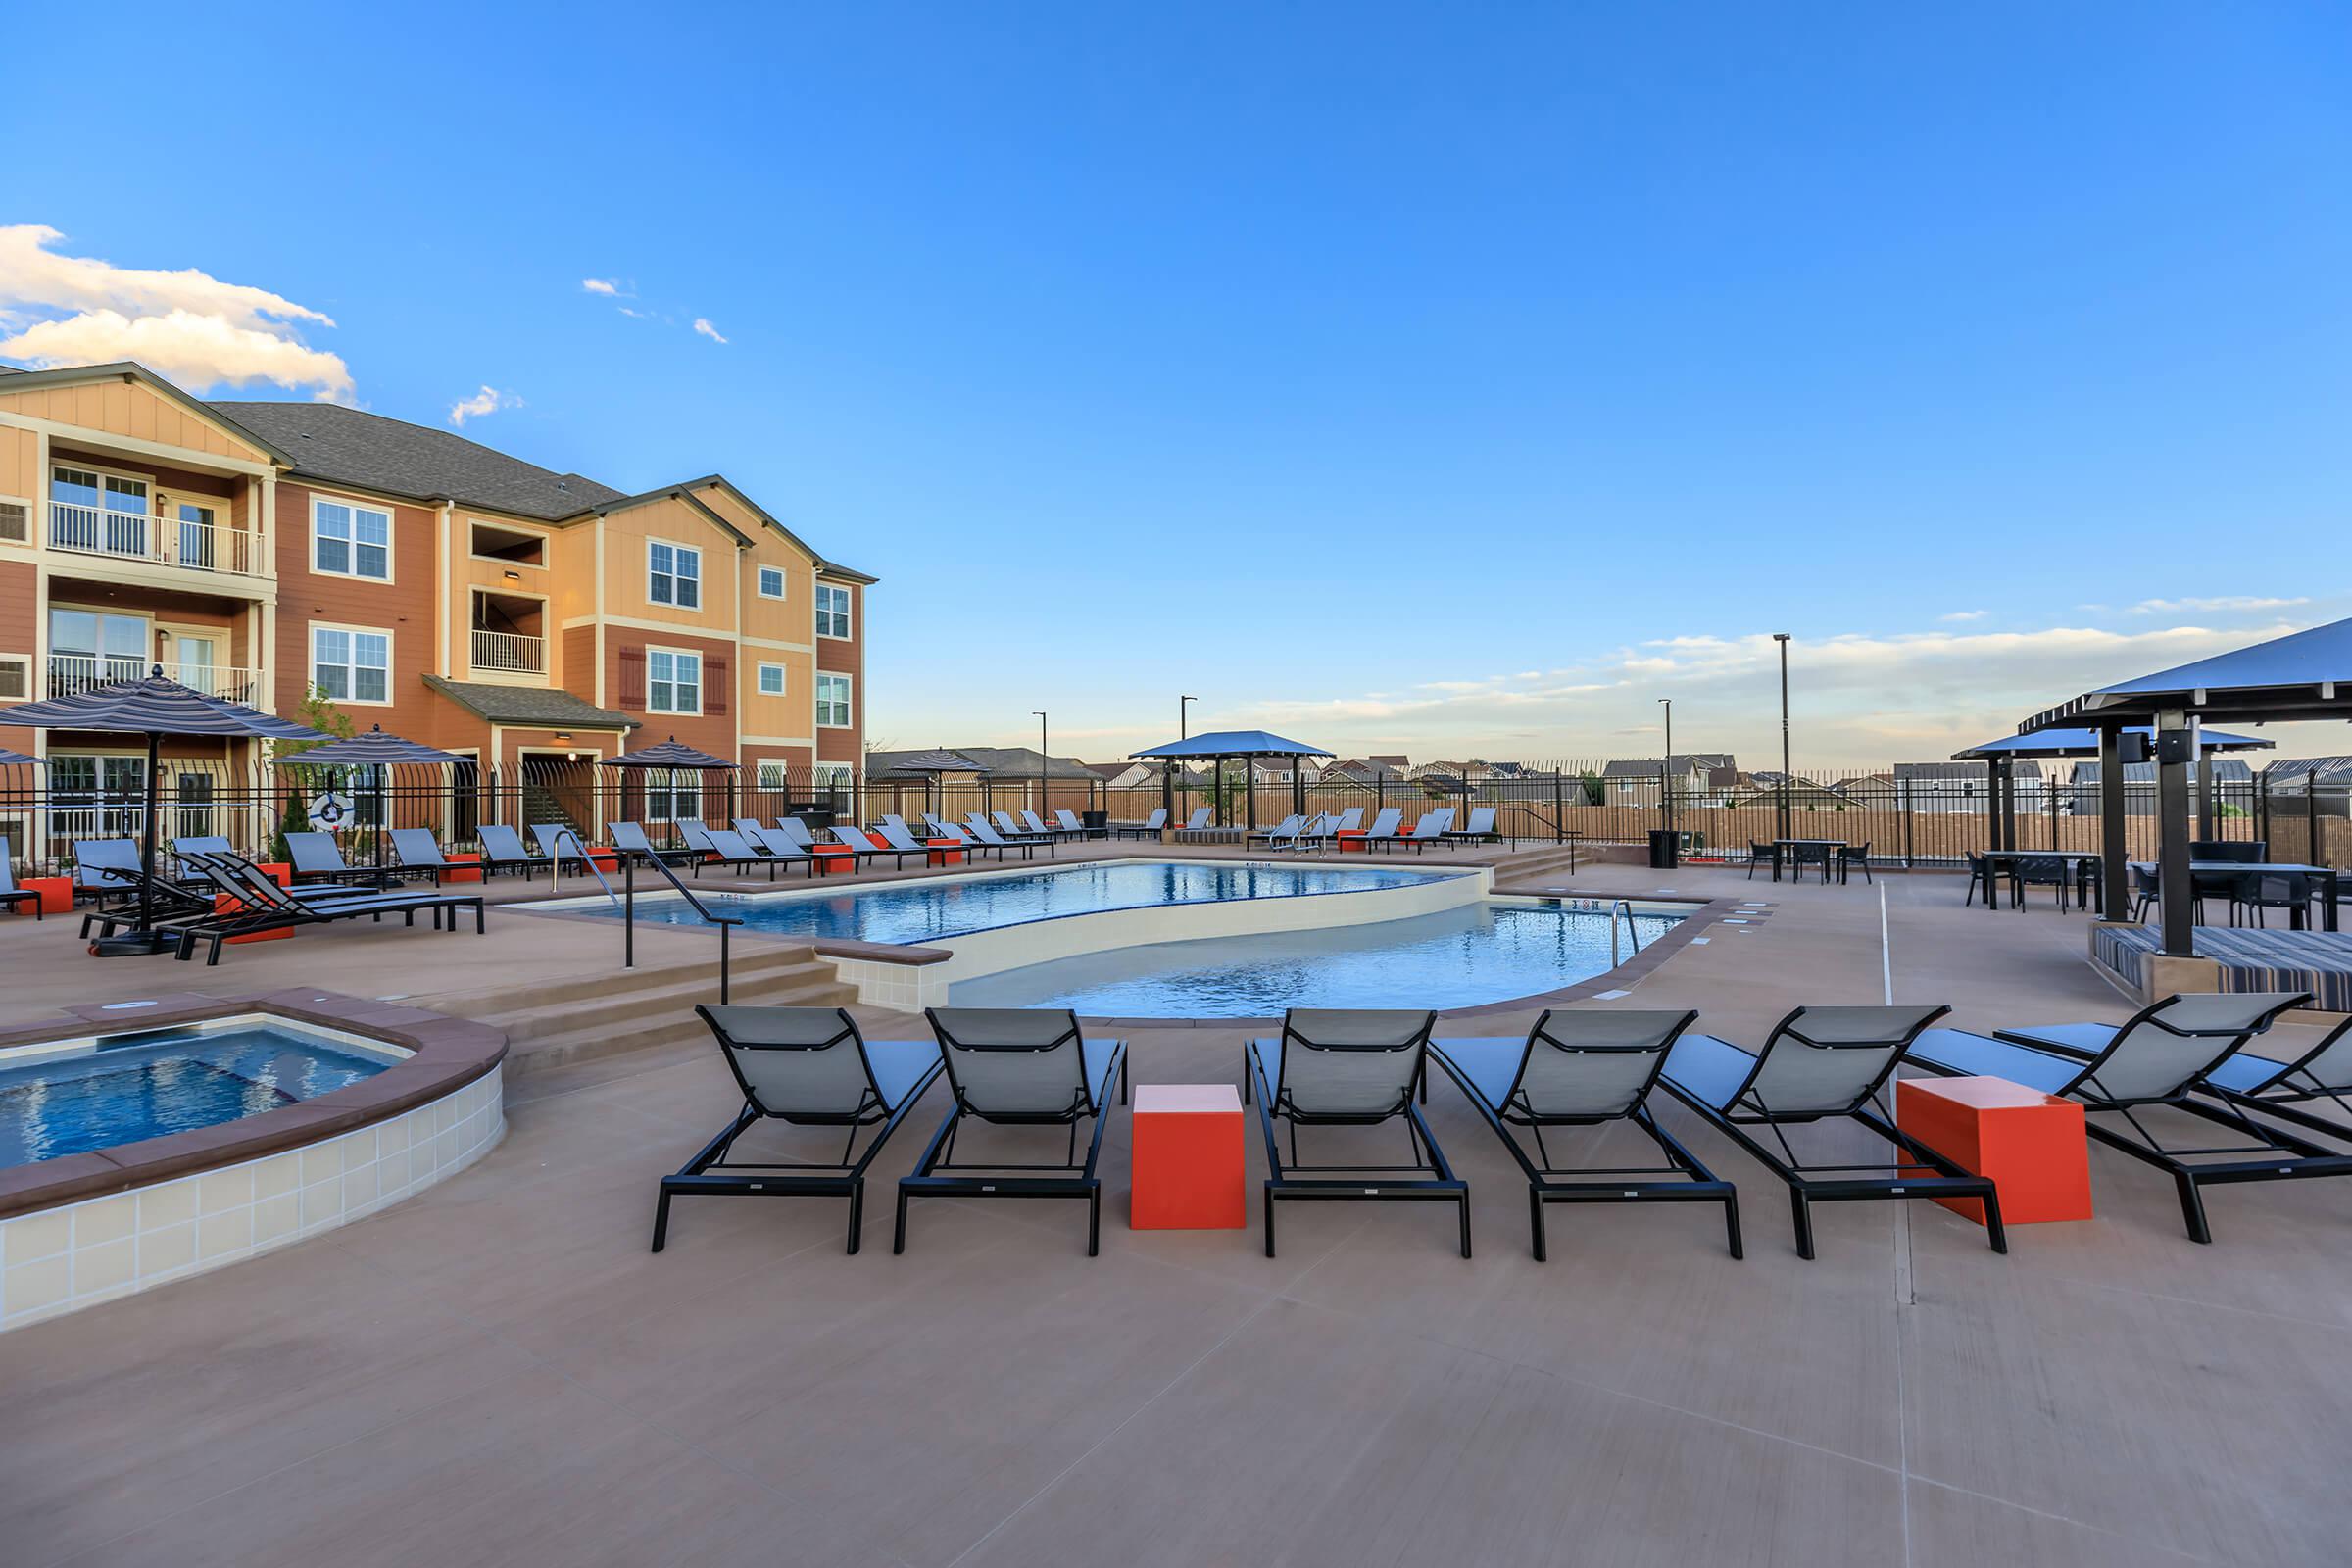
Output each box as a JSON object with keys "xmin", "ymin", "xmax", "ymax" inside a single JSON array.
[
  {"xmin": 1773, "ymin": 633, "xmax": 1792, "ymax": 841},
  {"xmin": 1180, "ymin": 695, "xmax": 1196, "ymax": 740},
  {"xmin": 1174, "ymin": 696, "xmax": 1196, "ymax": 824},
  {"xmin": 1033, "ymin": 710, "xmax": 1047, "ymax": 817},
  {"xmin": 1658, "ymin": 697, "xmax": 1673, "ymax": 830}
]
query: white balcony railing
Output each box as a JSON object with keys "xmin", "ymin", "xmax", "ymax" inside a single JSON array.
[
  {"xmin": 46, "ymin": 655, "xmax": 263, "ymax": 704},
  {"xmin": 471, "ymin": 628, "xmax": 546, "ymax": 674},
  {"xmin": 48, "ymin": 502, "xmax": 260, "ymax": 575}
]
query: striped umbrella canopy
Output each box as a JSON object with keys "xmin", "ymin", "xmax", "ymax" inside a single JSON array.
[
  {"xmin": 599, "ymin": 736, "xmax": 736, "ymax": 770},
  {"xmin": 0, "ymin": 669, "xmax": 331, "ymax": 955},
  {"xmin": 271, "ymin": 724, "xmax": 472, "ymax": 879},
  {"xmin": 885, "ymin": 749, "xmax": 989, "ymax": 773},
  {"xmin": 0, "ymin": 749, "xmax": 42, "ymax": 766}
]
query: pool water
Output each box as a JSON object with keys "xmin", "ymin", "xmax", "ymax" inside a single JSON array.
[
  {"xmin": 574, "ymin": 859, "xmax": 1453, "ymax": 946},
  {"xmin": 0, "ymin": 1020, "xmax": 398, "ymax": 1166},
  {"xmin": 949, "ymin": 900, "xmax": 1686, "ymax": 1015}
]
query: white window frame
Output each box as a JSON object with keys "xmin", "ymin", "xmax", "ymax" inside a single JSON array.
[
  {"xmin": 310, "ymin": 621, "xmax": 394, "ymax": 707},
  {"xmin": 757, "ymin": 662, "xmax": 786, "ymax": 697},
  {"xmin": 815, "ymin": 672, "xmax": 853, "ymax": 729},
  {"xmin": 814, "ymin": 583, "xmax": 853, "ymax": 640},
  {"xmin": 811, "ymin": 761, "xmax": 855, "ymax": 792},
  {"xmin": 646, "ymin": 645, "xmax": 703, "ymax": 715},
  {"xmin": 647, "ymin": 538, "xmax": 703, "ymax": 612},
  {"xmin": 756, "ymin": 760, "xmax": 791, "ymax": 791},
  {"xmin": 310, "ymin": 493, "xmax": 395, "ymax": 583},
  {"xmin": 644, "ymin": 768, "xmax": 701, "ymax": 824},
  {"xmin": 756, "ymin": 564, "xmax": 788, "ymax": 600}
]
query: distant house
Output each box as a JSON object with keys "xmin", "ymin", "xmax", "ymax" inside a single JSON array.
[
  {"xmin": 1322, "ymin": 758, "xmax": 1408, "ymax": 784},
  {"xmin": 2265, "ymin": 757, "xmax": 2352, "ymax": 794},
  {"xmin": 865, "ymin": 746, "xmax": 1104, "ymax": 784},
  {"xmin": 2069, "ymin": 757, "xmax": 2255, "ymax": 812},
  {"xmin": 1892, "ymin": 760, "xmax": 2048, "ymax": 814},
  {"xmin": 1601, "ymin": 754, "xmax": 1737, "ymax": 803}
]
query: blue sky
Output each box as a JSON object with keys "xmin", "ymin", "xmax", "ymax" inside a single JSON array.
[{"xmin": 6, "ymin": 3, "xmax": 2348, "ymax": 767}]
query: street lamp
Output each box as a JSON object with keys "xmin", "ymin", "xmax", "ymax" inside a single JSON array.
[
  {"xmin": 1658, "ymin": 697, "xmax": 1673, "ymax": 829},
  {"xmin": 1772, "ymin": 633, "xmax": 1792, "ymax": 840},
  {"xmin": 1180, "ymin": 695, "xmax": 1196, "ymax": 740}
]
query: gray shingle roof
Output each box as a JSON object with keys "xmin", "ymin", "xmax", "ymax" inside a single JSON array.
[
  {"xmin": 865, "ymin": 746, "xmax": 1100, "ymax": 782},
  {"xmin": 1601, "ymin": 754, "xmax": 1735, "ymax": 777},
  {"xmin": 1895, "ymin": 760, "xmax": 2045, "ymax": 782},
  {"xmin": 422, "ymin": 675, "xmax": 635, "ymax": 730},
  {"xmin": 210, "ymin": 401, "xmax": 627, "ymax": 521}
]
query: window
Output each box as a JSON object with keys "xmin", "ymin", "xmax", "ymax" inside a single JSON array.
[
  {"xmin": 51, "ymin": 466, "xmax": 150, "ymax": 555},
  {"xmin": 648, "ymin": 648, "xmax": 701, "ymax": 714},
  {"xmin": 815, "ymin": 673, "xmax": 852, "ymax": 728},
  {"xmin": 49, "ymin": 610, "xmax": 149, "ymax": 692},
  {"xmin": 645, "ymin": 769, "xmax": 700, "ymax": 824},
  {"xmin": 469, "ymin": 521, "xmax": 544, "ymax": 565},
  {"xmin": 812, "ymin": 762, "xmax": 855, "ymax": 796},
  {"xmin": 757, "ymin": 565, "xmax": 787, "ymax": 600},
  {"xmin": 757, "ymin": 662, "xmax": 786, "ymax": 696},
  {"xmin": 312, "ymin": 625, "xmax": 391, "ymax": 704},
  {"xmin": 313, "ymin": 498, "xmax": 391, "ymax": 580},
  {"xmin": 648, "ymin": 541, "xmax": 701, "ymax": 609},
  {"xmin": 815, "ymin": 583, "xmax": 852, "ymax": 639},
  {"xmin": 756, "ymin": 760, "xmax": 791, "ymax": 791}
]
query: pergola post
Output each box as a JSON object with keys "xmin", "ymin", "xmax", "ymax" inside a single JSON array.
[
  {"xmin": 2098, "ymin": 726, "xmax": 2128, "ymax": 920},
  {"xmin": 2193, "ymin": 719, "xmax": 2215, "ymax": 841},
  {"xmin": 2155, "ymin": 708, "xmax": 2195, "ymax": 956}
]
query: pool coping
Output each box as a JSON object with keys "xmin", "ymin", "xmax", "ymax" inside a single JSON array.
[
  {"xmin": 0, "ymin": 989, "xmax": 507, "ymax": 1222},
  {"xmin": 1062, "ymin": 894, "xmax": 1740, "ymax": 1030}
]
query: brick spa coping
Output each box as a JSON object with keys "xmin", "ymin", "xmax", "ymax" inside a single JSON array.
[{"xmin": 0, "ymin": 988, "xmax": 507, "ymax": 1222}]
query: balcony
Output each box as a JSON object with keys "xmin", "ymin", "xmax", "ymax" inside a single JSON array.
[
  {"xmin": 49, "ymin": 502, "xmax": 261, "ymax": 576},
  {"xmin": 471, "ymin": 628, "xmax": 546, "ymax": 675},
  {"xmin": 47, "ymin": 655, "xmax": 262, "ymax": 704}
]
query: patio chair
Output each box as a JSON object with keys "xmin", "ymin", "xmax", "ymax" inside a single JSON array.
[
  {"xmin": 1903, "ymin": 991, "xmax": 2332, "ymax": 1243},
  {"xmin": 769, "ymin": 816, "xmax": 819, "ymax": 851},
  {"xmin": 1247, "ymin": 813, "xmax": 1305, "ymax": 847},
  {"xmin": 1429, "ymin": 1008, "xmax": 1740, "ymax": 1260},
  {"xmin": 530, "ymin": 822, "xmax": 605, "ymax": 875},
  {"xmin": 1442, "ymin": 806, "xmax": 1503, "ymax": 846},
  {"xmin": 72, "ymin": 839, "xmax": 214, "ymax": 928},
  {"xmin": 0, "ymin": 838, "xmax": 42, "ymax": 919},
  {"xmin": 693, "ymin": 824, "xmax": 801, "ymax": 880},
  {"xmin": 2196, "ymin": 1011, "xmax": 2352, "ymax": 1141},
  {"xmin": 2231, "ymin": 870, "xmax": 2316, "ymax": 929},
  {"xmin": 656, "ymin": 1005, "xmax": 947, "ymax": 1255},
  {"xmin": 923, "ymin": 814, "xmax": 1021, "ymax": 861},
  {"xmin": 1054, "ymin": 808, "xmax": 1101, "ymax": 840},
  {"xmin": 1786, "ymin": 840, "xmax": 1834, "ymax": 884},
  {"xmin": 2191, "ymin": 840, "xmax": 2265, "ymax": 863},
  {"xmin": 875, "ymin": 816, "xmax": 948, "ymax": 862},
  {"xmin": 164, "ymin": 848, "xmax": 486, "ymax": 965},
  {"xmin": 1332, "ymin": 806, "xmax": 1365, "ymax": 832},
  {"xmin": 284, "ymin": 830, "xmax": 405, "ymax": 888},
  {"xmin": 610, "ymin": 820, "xmax": 706, "ymax": 867},
  {"xmin": 1168, "ymin": 807, "xmax": 1215, "ymax": 838},
  {"xmin": 964, "ymin": 813, "xmax": 1056, "ymax": 858},
  {"xmin": 388, "ymin": 828, "xmax": 463, "ymax": 885},
  {"xmin": 477, "ymin": 823, "xmax": 553, "ymax": 881},
  {"xmin": 1244, "ymin": 1008, "xmax": 1469, "ymax": 1257},
  {"xmin": 1746, "ymin": 841, "xmax": 1781, "ymax": 882},
  {"xmin": 1657, "ymin": 1004, "xmax": 2004, "ymax": 1259},
  {"xmin": 895, "ymin": 1007, "xmax": 1127, "ymax": 1255},
  {"xmin": 1836, "ymin": 842, "xmax": 1872, "ymax": 885},
  {"xmin": 1019, "ymin": 809, "xmax": 1081, "ymax": 843},
  {"xmin": 1378, "ymin": 808, "xmax": 1456, "ymax": 854},
  {"xmin": 2129, "ymin": 861, "xmax": 2160, "ymax": 923},
  {"xmin": 831, "ymin": 823, "xmax": 922, "ymax": 868},
  {"xmin": 1286, "ymin": 813, "xmax": 1337, "ymax": 852},
  {"xmin": 1109, "ymin": 807, "xmax": 1168, "ymax": 840},
  {"xmin": 1351, "ymin": 807, "xmax": 1405, "ymax": 849},
  {"xmin": 2011, "ymin": 853, "xmax": 2069, "ymax": 909}
]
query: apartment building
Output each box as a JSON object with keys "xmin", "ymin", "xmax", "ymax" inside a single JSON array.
[{"xmin": 0, "ymin": 360, "xmax": 871, "ymax": 818}]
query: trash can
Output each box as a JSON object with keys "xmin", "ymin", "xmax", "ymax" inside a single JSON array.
[
  {"xmin": 1647, "ymin": 828, "xmax": 1681, "ymax": 869},
  {"xmin": 1082, "ymin": 809, "xmax": 1108, "ymax": 835}
]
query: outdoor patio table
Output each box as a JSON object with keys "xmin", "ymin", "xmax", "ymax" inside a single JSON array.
[
  {"xmin": 1895, "ymin": 1075, "xmax": 2091, "ymax": 1226},
  {"xmin": 1980, "ymin": 850, "xmax": 2104, "ymax": 913},
  {"xmin": 1771, "ymin": 839, "xmax": 1846, "ymax": 884},
  {"xmin": 1130, "ymin": 1083, "xmax": 1246, "ymax": 1230},
  {"xmin": 2131, "ymin": 861, "xmax": 2342, "ymax": 932}
]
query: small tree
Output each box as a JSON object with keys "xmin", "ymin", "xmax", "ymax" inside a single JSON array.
[{"xmin": 1579, "ymin": 770, "xmax": 1605, "ymax": 807}]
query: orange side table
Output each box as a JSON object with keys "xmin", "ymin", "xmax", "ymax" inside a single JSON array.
[
  {"xmin": 810, "ymin": 846, "xmax": 855, "ymax": 876},
  {"xmin": 923, "ymin": 838, "xmax": 965, "ymax": 867},
  {"xmin": 14, "ymin": 876, "xmax": 72, "ymax": 915},
  {"xmin": 1896, "ymin": 1075, "xmax": 2091, "ymax": 1226},
  {"xmin": 215, "ymin": 862, "xmax": 294, "ymax": 945},
  {"xmin": 1336, "ymin": 831, "xmax": 1366, "ymax": 853},
  {"xmin": 1131, "ymin": 1083, "xmax": 1246, "ymax": 1230},
  {"xmin": 442, "ymin": 853, "xmax": 484, "ymax": 884}
]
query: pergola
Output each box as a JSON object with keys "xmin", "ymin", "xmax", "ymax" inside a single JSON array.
[
  {"xmin": 1951, "ymin": 724, "xmax": 2272, "ymax": 860},
  {"xmin": 1131, "ymin": 729, "xmax": 1334, "ymax": 831},
  {"xmin": 2018, "ymin": 615, "xmax": 2352, "ymax": 955}
]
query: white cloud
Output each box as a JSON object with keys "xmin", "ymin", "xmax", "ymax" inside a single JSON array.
[
  {"xmin": 0, "ymin": 225, "xmax": 350, "ymax": 400},
  {"xmin": 448, "ymin": 385, "xmax": 521, "ymax": 426},
  {"xmin": 692, "ymin": 317, "xmax": 728, "ymax": 344},
  {"xmin": 1938, "ymin": 610, "xmax": 1988, "ymax": 622},
  {"xmin": 2130, "ymin": 595, "xmax": 2307, "ymax": 614},
  {"xmin": 581, "ymin": 278, "xmax": 623, "ymax": 296}
]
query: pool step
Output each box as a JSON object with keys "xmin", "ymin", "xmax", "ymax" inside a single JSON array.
[
  {"xmin": 1489, "ymin": 845, "xmax": 1598, "ymax": 890},
  {"xmin": 471, "ymin": 946, "xmax": 858, "ymax": 1077}
]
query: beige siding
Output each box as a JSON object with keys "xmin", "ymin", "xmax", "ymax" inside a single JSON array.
[{"xmin": 0, "ymin": 381, "xmax": 270, "ymax": 465}]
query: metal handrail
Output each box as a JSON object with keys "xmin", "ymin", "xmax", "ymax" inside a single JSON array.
[
  {"xmin": 612, "ymin": 829, "xmax": 745, "ymax": 1003},
  {"xmin": 542, "ymin": 825, "xmax": 621, "ymax": 909},
  {"xmin": 1609, "ymin": 899, "xmax": 1643, "ymax": 967}
]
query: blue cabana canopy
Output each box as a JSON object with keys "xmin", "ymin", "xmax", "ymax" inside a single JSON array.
[
  {"xmin": 2024, "ymin": 615, "xmax": 2352, "ymax": 730},
  {"xmin": 1956, "ymin": 725, "xmax": 2271, "ymax": 760},
  {"xmin": 1131, "ymin": 730, "xmax": 1334, "ymax": 760}
]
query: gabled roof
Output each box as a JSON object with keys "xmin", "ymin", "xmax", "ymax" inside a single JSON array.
[
  {"xmin": 1602, "ymin": 754, "xmax": 1735, "ymax": 778},
  {"xmin": 2071, "ymin": 758, "xmax": 2254, "ymax": 785},
  {"xmin": 421, "ymin": 675, "xmax": 634, "ymax": 731},
  {"xmin": 2025, "ymin": 615, "xmax": 2352, "ymax": 728},
  {"xmin": 1895, "ymin": 760, "xmax": 2044, "ymax": 781},
  {"xmin": 213, "ymin": 400, "xmax": 627, "ymax": 519},
  {"xmin": 684, "ymin": 474, "xmax": 877, "ymax": 584},
  {"xmin": 2, "ymin": 361, "xmax": 295, "ymax": 465},
  {"xmin": 865, "ymin": 746, "xmax": 1100, "ymax": 781}
]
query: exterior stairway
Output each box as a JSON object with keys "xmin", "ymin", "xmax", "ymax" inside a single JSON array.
[{"xmin": 466, "ymin": 942, "xmax": 859, "ymax": 1077}]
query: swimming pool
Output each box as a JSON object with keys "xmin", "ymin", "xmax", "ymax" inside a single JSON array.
[
  {"xmin": 562, "ymin": 859, "xmax": 1458, "ymax": 946},
  {"xmin": 949, "ymin": 898, "xmax": 1688, "ymax": 1015},
  {"xmin": 0, "ymin": 1016, "xmax": 405, "ymax": 1166}
]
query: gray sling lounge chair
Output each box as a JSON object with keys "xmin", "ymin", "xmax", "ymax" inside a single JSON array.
[
  {"xmin": 1442, "ymin": 806, "xmax": 1503, "ymax": 846},
  {"xmin": 1110, "ymin": 807, "xmax": 1168, "ymax": 840},
  {"xmin": 829, "ymin": 824, "xmax": 916, "ymax": 868},
  {"xmin": 1020, "ymin": 809, "xmax": 1082, "ymax": 843},
  {"xmin": 477, "ymin": 823, "xmax": 553, "ymax": 880},
  {"xmin": 691, "ymin": 824, "xmax": 794, "ymax": 880},
  {"xmin": 657, "ymin": 1005, "xmax": 946, "ymax": 1255},
  {"xmin": 924, "ymin": 814, "xmax": 1021, "ymax": 861},
  {"xmin": 389, "ymin": 828, "xmax": 465, "ymax": 883},
  {"xmin": 1244, "ymin": 1008, "xmax": 1469, "ymax": 1258},
  {"xmin": 1431, "ymin": 1009, "xmax": 1740, "ymax": 1259},
  {"xmin": 286, "ymin": 830, "xmax": 412, "ymax": 888},
  {"xmin": 877, "ymin": 816, "xmax": 949, "ymax": 861},
  {"xmin": 1903, "ymin": 992, "xmax": 2334, "ymax": 1243},
  {"xmin": 1379, "ymin": 808, "xmax": 1456, "ymax": 854},
  {"xmin": 1352, "ymin": 807, "xmax": 1405, "ymax": 849},
  {"xmin": 1247, "ymin": 813, "xmax": 1305, "ymax": 847},
  {"xmin": 1169, "ymin": 807, "xmax": 1217, "ymax": 839},
  {"xmin": 964, "ymin": 814, "xmax": 1056, "ymax": 858},
  {"xmin": 610, "ymin": 820, "xmax": 704, "ymax": 867},
  {"xmin": 0, "ymin": 839, "xmax": 42, "ymax": 919},
  {"xmin": 1055, "ymin": 808, "xmax": 1102, "ymax": 840},
  {"xmin": 1659, "ymin": 1004, "xmax": 2003, "ymax": 1259},
  {"xmin": 896, "ymin": 1008, "xmax": 1127, "ymax": 1255},
  {"xmin": 165, "ymin": 848, "xmax": 486, "ymax": 964}
]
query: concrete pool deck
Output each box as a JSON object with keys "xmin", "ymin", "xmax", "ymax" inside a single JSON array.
[{"xmin": 2, "ymin": 848, "xmax": 2349, "ymax": 1564}]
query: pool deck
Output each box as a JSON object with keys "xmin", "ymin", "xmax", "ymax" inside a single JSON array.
[{"xmin": 3, "ymin": 846, "xmax": 2350, "ymax": 1565}]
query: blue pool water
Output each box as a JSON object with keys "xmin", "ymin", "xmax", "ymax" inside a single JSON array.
[
  {"xmin": 572, "ymin": 860, "xmax": 1452, "ymax": 945},
  {"xmin": 0, "ymin": 1021, "xmax": 395, "ymax": 1166},
  {"xmin": 950, "ymin": 900, "xmax": 1686, "ymax": 1015}
]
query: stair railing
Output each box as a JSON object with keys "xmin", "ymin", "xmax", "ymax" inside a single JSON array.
[
  {"xmin": 614, "ymin": 835, "xmax": 745, "ymax": 1003},
  {"xmin": 1608, "ymin": 899, "xmax": 1643, "ymax": 967}
]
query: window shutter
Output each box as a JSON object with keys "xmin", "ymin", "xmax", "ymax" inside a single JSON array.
[
  {"xmin": 617, "ymin": 646, "xmax": 646, "ymax": 710},
  {"xmin": 0, "ymin": 502, "xmax": 25, "ymax": 543},
  {"xmin": 704, "ymin": 656, "xmax": 727, "ymax": 715}
]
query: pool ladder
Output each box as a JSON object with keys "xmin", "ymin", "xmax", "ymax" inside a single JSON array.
[{"xmin": 1608, "ymin": 899, "xmax": 1643, "ymax": 966}]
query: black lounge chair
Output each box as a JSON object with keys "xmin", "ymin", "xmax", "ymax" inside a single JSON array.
[
  {"xmin": 1904, "ymin": 992, "xmax": 2340, "ymax": 1243},
  {"xmin": 0, "ymin": 839, "xmax": 42, "ymax": 919},
  {"xmin": 477, "ymin": 823, "xmax": 553, "ymax": 880},
  {"xmin": 726, "ymin": 819, "xmax": 821, "ymax": 873},
  {"xmin": 1244, "ymin": 1008, "xmax": 1469, "ymax": 1257},
  {"xmin": 74, "ymin": 840, "xmax": 215, "ymax": 935},
  {"xmin": 167, "ymin": 849, "xmax": 486, "ymax": 964},
  {"xmin": 286, "ymin": 830, "xmax": 414, "ymax": 888},
  {"xmin": 896, "ymin": 1007, "xmax": 1127, "ymax": 1255},
  {"xmin": 1430, "ymin": 1009, "xmax": 1740, "ymax": 1260},
  {"xmin": 388, "ymin": 828, "xmax": 466, "ymax": 885},
  {"xmin": 609, "ymin": 820, "xmax": 705, "ymax": 868},
  {"xmin": 531, "ymin": 822, "xmax": 608, "ymax": 876},
  {"xmin": 1167, "ymin": 807, "xmax": 1217, "ymax": 840},
  {"xmin": 1658, "ymin": 1004, "xmax": 2004, "ymax": 1259},
  {"xmin": 655, "ymin": 1005, "xmax": 946, "ymax": 1255},
  {"xmin": 1109, "ymin": 807, "xmax": 1168, "ymax": 840}
]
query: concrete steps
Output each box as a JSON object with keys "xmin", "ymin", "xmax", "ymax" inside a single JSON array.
[{"xmin": 466, "ymin": 944, "xmax": 858, "ymax": 1077}]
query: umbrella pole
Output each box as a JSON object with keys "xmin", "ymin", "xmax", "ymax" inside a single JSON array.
[{"xmin": 93, "ymin": 730, "xmax": 170, "ymax": 956}]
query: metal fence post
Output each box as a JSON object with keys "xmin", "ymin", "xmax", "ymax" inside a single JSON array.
[
  {"xmin": 1901, "ymin": 776, "xmax": 1914, "ymax": 868},
  {"xmin": 1552, "ymin": 769, "xmax": 1564, "ymax": 844}
]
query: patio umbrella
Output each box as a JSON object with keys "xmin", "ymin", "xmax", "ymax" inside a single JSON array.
[
  {"xmin": 602, "ymin": 737, "xmax": 739, "ymax": 834},
  {"xmin": 883, "ymin": 749, "xmax": 989, "ymax": 819},
  {"xmin": 274, "ymin": 724, "xmax": 470, "ymax": 881},
  {"xmin": 0, "ymin": 749, "xmax": 42, "ymax": 765},
  {"xmin": 0, "ymin": 668, "xmax": 328, "ymax": 956}
]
